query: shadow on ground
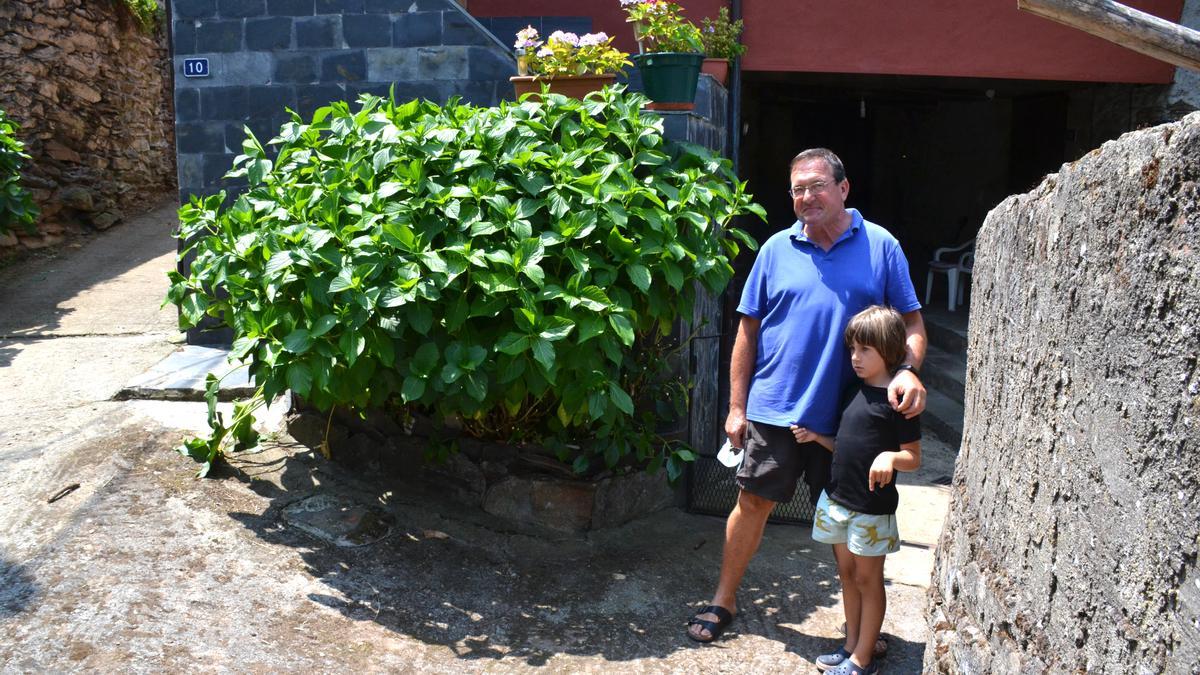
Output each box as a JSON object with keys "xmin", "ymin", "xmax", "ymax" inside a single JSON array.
[
  {"xmin": 0, "ymin": 555, "xmax": 37, "ymax": 617},
  {"xmin": 219, "ymin": 441, "xmax": 855, "ymax": 669}
]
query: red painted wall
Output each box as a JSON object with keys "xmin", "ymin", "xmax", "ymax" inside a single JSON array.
[{"xmin": 468, "ymin": 0, "xmax": 1183, "ymax": 83}]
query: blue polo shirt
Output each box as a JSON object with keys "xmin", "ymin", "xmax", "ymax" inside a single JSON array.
[{"xmin": 737, "ymin": 209, "xmax": 921, "ymax": 434}]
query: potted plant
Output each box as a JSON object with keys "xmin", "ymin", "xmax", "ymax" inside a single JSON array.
[
  {"xmin": 700, "ymin": 7, "xmax": 745, "ymax": 87},
  {"xmin": 620, "ymin": 0, "xmax": 705, "ymax": 110},
  {"xmin": 510, "ymin": 27, "xmax": 632, "ymax": 99}
]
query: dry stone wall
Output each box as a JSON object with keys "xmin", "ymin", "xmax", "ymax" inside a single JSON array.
[
  {"xmin": 0, "ymin": 0, "xmax": 174, "ymax": 250},
  {"xmin": 926, "ymin": 113, "xmax": 1200, "ymax": 672}
]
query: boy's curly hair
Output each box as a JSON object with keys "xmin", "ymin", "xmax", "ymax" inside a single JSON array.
[{"xmin": 844, "ymin": 305, "xmax": 907, "ymax": 372}]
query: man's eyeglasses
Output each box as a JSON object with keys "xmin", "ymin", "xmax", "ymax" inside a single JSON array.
[{"xmin": 788, "ymin": 182, "xmax": 832, "ymax": 198}]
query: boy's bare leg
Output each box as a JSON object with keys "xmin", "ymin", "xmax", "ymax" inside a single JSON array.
[
  {"xmin": 833, "ymin": 543, "xmax": 860, "ymax": 653},
  {"xmin": 687, "ymin": 489, "xmax": 776, "ymax": 640},
  {"xmin": 849, "ymin": 553, "xmax": 887, "ymax": 667}
]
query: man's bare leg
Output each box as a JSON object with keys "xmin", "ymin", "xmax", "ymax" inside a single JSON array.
[{"xmin": 688, "ymin": 489, "xmax": 776, "ymax": 640}]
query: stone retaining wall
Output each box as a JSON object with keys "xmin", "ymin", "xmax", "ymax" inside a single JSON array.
[
  {"xmin": 925, "ymin": 113, "xmax": 1200, "ymax": 672},
  {"xmin": 0, "ymin": 0, "xmax": 175, "ymax": 251}
]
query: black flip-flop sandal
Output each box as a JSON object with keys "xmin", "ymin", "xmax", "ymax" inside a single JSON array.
[{"xmin": 686, "ymin": 605, "xmax": 735, "ymax": 643}]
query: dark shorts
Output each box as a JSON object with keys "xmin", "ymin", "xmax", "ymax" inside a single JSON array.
[{"xmin": 735, "ymin": 420, "xmax": 832, "ymax": 505}]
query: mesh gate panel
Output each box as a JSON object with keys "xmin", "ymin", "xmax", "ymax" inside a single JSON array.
[{"xmin": 685, "ymin": 455, "xmax": 815, "ymax": 525}]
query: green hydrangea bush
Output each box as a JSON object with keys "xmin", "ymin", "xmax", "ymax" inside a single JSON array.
[
  {"xmin": 169, "ymin": 86, "xmax": 763, "ymax": 478},
  {"xmin": 0, "ymin": 109, "xmax": 39, "ymax": 237}
]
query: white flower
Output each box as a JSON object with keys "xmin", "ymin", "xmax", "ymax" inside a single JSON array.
[
  {"xmin": 578, "ymin": 32, "xmax": 609, "ymax": 47},
  {"xmin": 514, "ymin": 25, "xmax": 541, "ymax": 49},
  {"xmin": 547, "ymin": 30, "xmax": 581, "ymax": 47},
  {"xmin": 536, "ymin": 47, "xmax": 553, "ymax": 57}
]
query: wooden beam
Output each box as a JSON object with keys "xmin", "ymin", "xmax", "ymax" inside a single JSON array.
[{"xmin": 1018, "ymin": 0, "xmax": 1200, "ymax": 71}]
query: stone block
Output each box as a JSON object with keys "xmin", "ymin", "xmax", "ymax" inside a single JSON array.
[
  {"xmin": 176, "ymin": 153, "xmax": 204, "ymax": 190},
  {"xmin": 456, "ymin": 79, "xmax": 497, "ymax": 106},
  {"xmin": 274, "ymin": 53, "xmax": 316, "ymax": 83},
  {"xmin": 295, "ymin": 15, "xmax": 337, "ymax": 48},
  {"xmin": 296, "ymin": 83, "xmax": 348, "ymax": 118},
  {"xmin": 175, "ymin": 0, "xmax": 217, "ymax": 20},
  {"xmin": 200, "ymin": 86, "xmax": 248, "ymax": 121},
  {"xmin": 442, "ymin": 11, "xmax": 491, "ymax": 46},
  {"xmin": 202, "ymin": 152, "xmax": 237, "ymax": 184},
  {"xmin": 245, "ymin": 17, "xmax": 292, "ymax": 50},
  {"xmin": 208, "ymin": 52, "xmax": 273, "ymax": 87},
  {"xmin": 266, "ymin": 0, "xmax": 313, "ymax": 15},
  {"xmin": 196, "ymin": 19, "xmax": 243, "ymax": 52},
  {"xmin": 320, "ymin": 51, "xmax": 367, "ymax": 82},
  {"xmin": 413, "ymin": 0, "xmax": 452, "ymax": 9},
  {"xmin": 176, "ymin": 122, "xmax": 226, "ymax": 153},
  {"xmin": 172, "ymin": 20, "xmax": 197, "ymax": 54},
  {"xmin": 245, "ymin": 85, "xmax": 296, "ymax": 119},
  {"xmin": 218, "ymin": 0, "xmax": 264, "ymax": 18},
  {"xmin": 175, "ymin": 88, "xmax": 200, "ymax": 122},
  {"xmin": 315, "ymin": 0, "xmax": 363, "ymax": 13},
  {"xmin": 483, "ymin": 476, "xmax": 595, "ymax": 532},
  {"xmin": 467, "ymin": 46, "xmax": 515, "ymax": 82},
  {"xmin": 364, "ymin": 0, "xmax": 410, "ymax": 11},
  {"xmin": 392, "ymin": 11, "xmax": 440, "ymax": 47},
  {"xmin": 591, "ymin": 470, "xmax": 674, "ymax": 529},
  {"xmin": 342, "ymin": 14, "xmax": 391, "ymax": 47},
  {"xmin": 428, "ymin": 46, "xmax": 476, "ymax": 81},
  {"xmin": 366, "ymin": 47, "xmax": 414, "ymax": 82}
]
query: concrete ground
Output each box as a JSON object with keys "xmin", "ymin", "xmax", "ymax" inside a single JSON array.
[{"xmin": 0, "ymin": 201, "xmax": 955, "ymax": 673}]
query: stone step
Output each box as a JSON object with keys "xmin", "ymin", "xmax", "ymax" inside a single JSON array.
[
  {"xmin": 115, "ymin": 345, "xmax": 255, "ymax": 402},
  {"xmin": 923, "ymin": 387, "xmax": 963, "ymax": 450},
  {"xmin": 922, "ymin": 344, "xmax": 966, "ymax": 404},
  {"xmin": 923, "ymin": 306, "xmax": 969, "ymax": 354}
]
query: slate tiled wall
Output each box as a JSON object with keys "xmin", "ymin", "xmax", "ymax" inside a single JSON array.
[{"xmin": 171, "ymin": 0, "xmax": 516, "ymax": 205}]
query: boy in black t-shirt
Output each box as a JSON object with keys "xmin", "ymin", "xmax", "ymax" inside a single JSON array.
[{"xmin": 790, "ymin": 305, "xmax": 922, "ymax": 675}]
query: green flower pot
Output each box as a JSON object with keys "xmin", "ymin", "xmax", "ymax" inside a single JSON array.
[{"xmin": 632, "ymin": 52, "xmax": 704, "ymax": 110}]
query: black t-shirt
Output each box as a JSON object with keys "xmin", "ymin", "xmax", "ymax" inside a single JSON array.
[{"xmin": 827, "ymin": 385, "xmax": 921, "ymax": 515}]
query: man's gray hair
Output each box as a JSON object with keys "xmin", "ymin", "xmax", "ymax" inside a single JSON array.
[{"xmin": 789, "ymin": 148, "xmax": 846, "ymax": 183}]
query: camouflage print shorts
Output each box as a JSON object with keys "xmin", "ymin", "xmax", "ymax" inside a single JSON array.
[{"xmin": 811, "ymin": 490, "xmax": 901, "ymax": 557}]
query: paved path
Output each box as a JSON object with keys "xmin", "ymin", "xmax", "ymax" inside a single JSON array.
[{"xmin": 0, "ymin": 202, "xmax": 953, "ymax": 673}]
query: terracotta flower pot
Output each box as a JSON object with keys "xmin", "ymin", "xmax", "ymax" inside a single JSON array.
[
  {"xmin": 510, "ymin": 74, "xmax": 618, "ymax": 100},
  {"xmin": 701, "ymin": 58, "xmax": 730, "ymax": 87}
]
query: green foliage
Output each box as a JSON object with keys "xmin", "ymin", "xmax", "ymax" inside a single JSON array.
[
  {"xmin": 701, "ymin": 8, "xmax": 746, "ymax": 60},
  {"xmin": 0, "ymin": 109, "xmax": 39, "ymax": 237},
  {"xmin": 168, "ymin": 86, "xmax": 764, "ymax": 477},
  {"xmin": 118, "ymin": 0, "xmax": 163, "ymax": 33},
  {"xmin": 174, "ymin": 373, "xmax": 265, "ymax": 477},
  {"xmin": 622, "ymin": 0, "xmax": 704, "ymax": 53}
]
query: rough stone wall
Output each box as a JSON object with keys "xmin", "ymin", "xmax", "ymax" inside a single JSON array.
[
  {"xmin": 926, "ymin": 114, "xmax": 1200, "ymax": 672},
  {"xmin": 0, "ymin": 0, "xmax": 175, "ymax": 250}
]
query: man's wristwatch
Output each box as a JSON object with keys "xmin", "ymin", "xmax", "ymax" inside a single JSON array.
[{"xmin": 895, "ymin": 363, "xmax": 919, "ymax": 376}]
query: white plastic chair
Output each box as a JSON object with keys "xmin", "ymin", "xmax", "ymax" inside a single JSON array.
[
  {"xmin": 955, "ymin": 250, "xmax": 974, "ymax": 310},
  {"xmin": 925, "ymin": 239, "xmax": 974, "ymax": 311}
]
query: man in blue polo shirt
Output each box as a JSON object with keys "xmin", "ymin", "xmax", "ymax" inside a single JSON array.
[{"xmin": 687, "ymin": 148, "xmax": 927, "ymax": 643}]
